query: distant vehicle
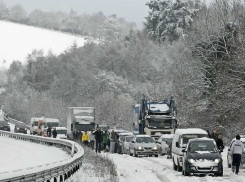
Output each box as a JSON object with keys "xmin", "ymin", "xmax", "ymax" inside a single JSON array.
[
  {"xmin": 182, "ymin": 138, "xmax": 223, "ymax": 176},
  {"xmin": 30, "ymin": 117, "xmax": 44, "ymax": 135},
  {"xmin": 117, "ymin": 132, "xmax": 133, "ymax": 154},
  {"xmin": 227, "ymin": 136, "xmax": 245, "ymax": 168},
  {"xmin": 129, "ymin": 135, "xmax": 158, "ymax": 157},
  {"xmin": 156, "ymin": 134, "xmax": 174, "ymax": 155},
  {"xmin": 14, "ymin": 122, "xmax": 27, "ymax": 134},
  {"xmin": 45, "ymin": 118, "xmax": 59, "ymax": 128},
  {"xmin": 122, "ymin": 135, "xmax": 134, "ymax": 154},
  {"xmin": 0, "ymin": 118, "xmax": 10, "ymax": 132},
  {"xmin": 56, "ymin": 127, "xmax": 67, "ymax": 139},
  {"xmin": 172, "ymin": 128, "xmax": 208, "ymax": 172}
]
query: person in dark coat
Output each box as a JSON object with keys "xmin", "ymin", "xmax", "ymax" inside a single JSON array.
[
  {"xmin": 94, "ymin": 128, "xmax": 103, "ymax": 153},
  {"xmin": 216, "ymin": 134, "xmax": 224, "ymax": 150},
  {"xmin": 52, "ymin": 127, "xmax": 57, "ymax": 138},
  {"xmin": 47, "ymin": 126, "xmax": 52, "ymax": 137},
  {"xmin": 211, "ymin": 128, "xmax": 218, "ymax": 141},
  {"xmin": 73, "ymin": 128, "xmax": 79, "ymax": 142}
]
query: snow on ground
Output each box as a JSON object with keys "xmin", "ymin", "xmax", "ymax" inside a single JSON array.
[
  {"xmin": 0, "ymin": 136, "xmax": 69, "ymax": 173},
  {"xmin": 0, "ymin": 21, "xmax": 87, "ymax": 68},
  {"xmin": 105, "ymin": 147, "xmax": 245, "ymax": 182}
]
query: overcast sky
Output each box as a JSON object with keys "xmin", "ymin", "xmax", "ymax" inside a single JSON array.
[{"xmin": 5, "ymin": 0, "xmax": 212, "ymax": 28}]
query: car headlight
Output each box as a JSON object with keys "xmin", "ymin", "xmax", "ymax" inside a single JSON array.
[
  {"xmin": 25, "ymin": 128, "xmax": 27, "ymax": 130},
  {"xmin": 119, "ymin": 143, "xmax": 122, "ymax": 146},
  {"xmin": 188, "ymin": 159, "xmax": 195, "ymax": 163},
  {"xmin": 16, "ymin": 128, "xmax": 19, "ymax": 130},
  {"xmin": 214, "ymin": 159, "xmax": 220, "ymax": 163},
  {"xmin": 152, "ymin": 146, "xmax": 158, "ymax": 150},
  {"xmin": 137, "ymin": 146, "xmax": 142, "ymax": 150}
]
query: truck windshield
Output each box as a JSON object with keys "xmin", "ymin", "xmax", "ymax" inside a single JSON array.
[
  {"xmin": 57, "ymin": 130, "xmax": 67, "ymax": 135},
  {"xmin": 147, "ymin": 118, "xmax": 176, "ymax": 129},
  {"xmin": 75, "ymin": 123, "xmax": 95, "ymax": 131},
  {"xmin": 136, "ymin": 137, "xmax": 154, "ymax": 143},
  {"xmin": 47, "ymin": 122, "xmax": 59, "ymax": 127},
  {"xmin": 182, "ymin": 134, "xmax": 207, "ymax": 145}
]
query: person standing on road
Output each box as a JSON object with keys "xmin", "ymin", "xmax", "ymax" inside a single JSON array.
[
  {"xmin": 216, "ymin": 134, "xmax": 224, "ymax": 150},
  {"xmin": 47, "ymin": 125, "xmax": 52, "ymax": 137},
  {"xmin": 73, "ymin": 128, "xmax": 79, "ymax": 142},
  {"xmin": 211, "ymin": 128, "xmax": 218, "ymax": 141},
  {"xmin": 89, "ymin": 130, "xmax": 95, "ymax": 150},
  {"xmin": 110, "ymin": 130, "xmax": 116, "ymax": 153},
  {"xmin": 230, "ymin": 135, "xmax": 245, "ymax": 174},
  {"xmin": 103, "ymin": 130, "xmax": 109, "ymax": 152},
  {"xmin": 206, "ymin": 130, "xmax": 211, "ymax": 138},
  {"xmin": 82, "ymin": 131, "xmax": 89, "ymax": 146},
  {"xmin": 94, "ymin": 128, "xmax": 103, "ymax": 153},
  {"xmin": 52, "ymin": 127, "xmax": 57, "ymax": 138}
]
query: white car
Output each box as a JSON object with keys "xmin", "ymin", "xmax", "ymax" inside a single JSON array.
[
  {"xmin": 156, "ymin": 134, "xmax": 174, "ymax": 155},
  {"xmin": 122, "ymin": 135, "xmax": 134, "ymax": 154},
  {"xmin": 129, "ymin": 135, "xmax": 158, "ymax": 157}
]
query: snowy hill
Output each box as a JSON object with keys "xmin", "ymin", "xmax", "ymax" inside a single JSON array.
[{"xmin": 0, "ymin": 21, "xmax": 87, "ymax": 68}]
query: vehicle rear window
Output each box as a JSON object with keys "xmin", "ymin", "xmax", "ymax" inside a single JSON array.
[
  {"xmin": 188, "ymin": 141, "xmax": 217, "ymax": 153},
  {"xmin": 126, "ymin": 136, "xmax": 133, "ymax": 142}
]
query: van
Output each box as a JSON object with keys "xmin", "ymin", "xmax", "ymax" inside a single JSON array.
[
  {"xmin": 30, "ymin": 117, "xmax": 45, "ymax": 135},
  {"xmin": 45, "ymin": 118, "xmax": 59, "ymax": 128},
  {"xmin": 172, "ymin": 128, "xmax": 208, "ymax": 171}
]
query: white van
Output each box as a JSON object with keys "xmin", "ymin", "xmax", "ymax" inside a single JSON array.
[
  {"xmin": 30, "ymin": 117, "xmax": 45, "ymax": 135},
  {"xmin": 56, "ymin": 127, "xmax": 67, "ymax": 139},
  {"xmin": 172, "ymin": 128, "xmax": 208, "ymax": 171},
  {"xmin": 45, "ymin": 118, "xmax": 59, "ymax": 128}
]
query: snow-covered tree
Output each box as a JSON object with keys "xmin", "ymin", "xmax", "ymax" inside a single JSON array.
[
  {"xmin": 0, "ymin": 0, "xmax": 9, "ymax": 19},
  {"xmin": 9, "ymin": 4, "xmax": 27, "ymax": 23}
]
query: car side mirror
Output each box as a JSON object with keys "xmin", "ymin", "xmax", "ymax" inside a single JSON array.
[
  {"xmin": 176, "ymin": 142, "xmax": 179, "ymax": 148},
  {"xmin": 228, "ymin": 149, "xmax": 230, "ymax": 151},
  {"xmin": 182, "ymin": 149, "xmax": 186, "ymax": 153}
]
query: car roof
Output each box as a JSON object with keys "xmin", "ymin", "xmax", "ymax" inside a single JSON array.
[
  {"xmin": 118, "ymin": 133, "xmax": 133, "ymax": 136},
  {"xmin": 55, "ymin": 127, "xmax": 67, "ymax": 130},
  {"xmin": 135, "ymin": 135, "xmax": 152, "ymax": 138},
  {"xmin": 45, "ymin": 118, "xmax": 59, "ymax": 122},
  {"xmin": 160, "ymin": 134, "xmax": 174, "ymax": 138},
  {"xmin": 189, "ymin": 138, "xmax": 215, "ymax": 142},
  {"xmin": 175, "ymin": 128, "xmax": 207, "ymax": 135}
]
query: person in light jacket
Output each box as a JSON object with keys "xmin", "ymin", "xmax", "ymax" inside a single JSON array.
[
  {"xmin": 110, "ymin": 130, "xmax": 116, "ymax": 153},
  {"xmin": 89, "ymin": 130, "xmax": 95, "ymax": 150},
  {"xmin": 230, "ymin": 135, "xmax": 245, "ymax": 174}
]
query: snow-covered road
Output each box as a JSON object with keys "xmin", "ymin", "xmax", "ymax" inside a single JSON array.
[
  {"xmin": 0, "ymin": 135, "xmax": 69, "ymax": 173},
  {"xmin": 107, "ymin": 148, "xmax": 245, "ymax": 182}
]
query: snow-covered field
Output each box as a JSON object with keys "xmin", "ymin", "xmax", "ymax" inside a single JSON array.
[
  {"xmin": 0, "ymin": 21, "xmax": 87, "ymax": 68},
  {"xmin": 106, "ymin": 148, "xmax": 245, "ymax": 182},
  {"xmin": 0, "ymin": 137, "xmax": 69, "ymax": 173}
]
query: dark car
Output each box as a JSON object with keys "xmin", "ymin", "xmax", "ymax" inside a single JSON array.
[
  {"xmin": 0, "ymin": 118, "xmax": 10, "ymax": 132},
  {"xmin": 14, "ymin": 122, "xmax": 28, "ymax": 134},
  {"xmin": 182, "ymin": 138, "xmax": 223, "ymax": 176}
]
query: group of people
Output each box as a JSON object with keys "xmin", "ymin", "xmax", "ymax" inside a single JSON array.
[
  {"xmin": 47, "ymin": 126, "xmax": 57, "ymax": 138},
  {"xmin": 209, "ymin": 128, "xmax": 244, "ymax": 175},
  {"xmin": 73, "ymin": 128, "xmax": 118, "ymax": 153}
]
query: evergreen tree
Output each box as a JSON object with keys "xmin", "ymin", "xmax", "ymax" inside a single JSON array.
[{"xmin": 0, "ymin": 0, "xmax": 9, "ymax": 19}]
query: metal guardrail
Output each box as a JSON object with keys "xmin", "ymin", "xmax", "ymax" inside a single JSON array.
[{"xmin": 0, "ymin": 125, "xmax": 84, "ymax": 182}]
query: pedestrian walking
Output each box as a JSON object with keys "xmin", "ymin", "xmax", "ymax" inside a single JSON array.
[
  {"xmin": 94, "ymin": 128, "xmax": 103, "ymax": 153},
  {"xmin": 89, "ymin": 130, "xmax": 95, "ymax": 150},
  {"xmin": 110, "ymin": 130, "xmax": 116, "ymax": 153},
  {"xmin": 216, "ymin": 134, "xmax": 224, "ymax": 150},
  {"xmin": 47, "ymin": 125, "xmax": 52, "ymax": 137},
  {"xmin": 73, "ymin": 128, "xmax": 79, "ymax": 142},
  {"xmin": 52, "ymin": 127, "xmax": 57, "ymax": 138},
  {"xmin": 230, "ymin": 135, "xmax": 245, "ymax": 174},
  {"xmin": 82, "ymin": 131, "xmax": 89, "ymax": 146},
  {"xmin": 211, "ymin": 128, "xmax": 218, "ymax": 141},
  {"xmin": 103, "ymin": 130, "xmax": 109, "ymax": 152}
]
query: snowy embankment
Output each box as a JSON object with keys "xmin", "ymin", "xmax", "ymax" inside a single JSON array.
[
  {"xmin": 0, "ymin": 137, "xmax": 69, "ymax": 173},
  {"xmin": 106, "ymin": 148, "xmax": 245, "ymax": 182},
  {"xmin": 0, "ymin": 21, "xmax": 87, "ymax": 68}
]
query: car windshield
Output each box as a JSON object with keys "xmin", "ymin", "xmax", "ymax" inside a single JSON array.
[
  {"xmin": 119, "ymin": 135, "xmax": 125, "ymax": 141},
  {"xmin": 147, "ymin": 118, "xmax": 176, "ymax": 129},
  {"xmin": 47, "ymin": 122, "xmax": 59, "ymax": 127},
  {"xmin": 136, "ymin": 137, "xmax": 154, "ymax": 143},
  {"xmin": 126, "ymin": 136, "xmax": 133, "ymax": 142},
  {"xmin": 188, "ymin": 141, "xmax": 217, "ymax": 153},
  {"xmin": 182, "ymin": 134, "xmax": 207, "ymax": 145},
  {"xmin": 57, "ymin": 130, "xmax": 67, "ymax": 135}
]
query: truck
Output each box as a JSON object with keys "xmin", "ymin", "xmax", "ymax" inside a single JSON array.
[
  {"xmin": 67, "ymin": 107, "xmax": 95, "ymax": 140},
  {"xmin": 133, "ymin": 96, "xmax": 178, "ymax": 140},
  {"xmin": 30, "ymin": 117, "xmax": 60, "ymax": 135}
]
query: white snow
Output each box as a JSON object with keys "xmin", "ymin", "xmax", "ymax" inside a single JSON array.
[
  {"xmin": 0, "ymin": 137, "xmax": 69, "ymax": 173},
  {"xmin": 0, "ymin": 21, "xmax": 87, "ymax": 68},
  {"xmin": 175, "ymin": 128, "xmax": 208, "ymax": 135}
]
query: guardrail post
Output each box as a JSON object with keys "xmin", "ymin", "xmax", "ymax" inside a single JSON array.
[{"xmin": 71, "ymin": 143, "xmax": 74, "ymax": 157}]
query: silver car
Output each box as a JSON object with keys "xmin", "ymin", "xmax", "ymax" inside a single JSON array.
[
  {"xmin": 156, "ymin": 134, "xmax": 173, "ymax": 155},
  {"xmin": 129, "ymin": 135, "xmax": 158, "ymax": 157},
  {"xmin": 122, "ymin": 135, "xmax": 134, "ymax": 154},
  {"xmin": 227, "ymin": 137, "xmax": 245, "ymax": 168}
]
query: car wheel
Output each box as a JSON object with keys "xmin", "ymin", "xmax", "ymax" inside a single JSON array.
[
  {"xmin": 177, "ymin": 160, "xmax": 182, "ymax": 172},
  {"xmin": 217, "ymin": 170, "xmax": 223, "ymax": 177},
  {"xmin": 155, "ymin": 155, "xmax": 158, "ymax": 157},
  {"xmin": 173, "ymin": 159, "xmax": 177, "ymax": 171},
  {"xmin": 129, "ymin": 148, "xmax": 133, "ymax": 156},
  {"xmin": 183, "ymin": 169, "xmax": 189, "ymax": 176},
  {"xmin": 134, "ymin": 149, "xmax": 138, "ymax": 157},
  {"xmin": 227, "ymin": 158, "xmax": 231, "ymax": 168}
]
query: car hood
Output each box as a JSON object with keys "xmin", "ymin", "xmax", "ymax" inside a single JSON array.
[
  {"xmin": 187, "ymin": 152, "xmax": 221, "ymax": 161},
  {"xmin": 135, "ymin": 143, "xmax": 156, "ymax": 148},
  {"xmin": 57, "ymin": 134, "xmax": 67, "ymax": 139}
]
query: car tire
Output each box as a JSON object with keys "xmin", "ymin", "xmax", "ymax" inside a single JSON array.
[
  {"xmin": 134, "ymin": 149, "xmax": 138, "ymax": 157},
  {"xmin": 155, "ymin": 155, "xmax": 158, "ymax": 157},
  {"xmin": 177, "ymin": 160, "xmax": 182, "ymax": 172},
  {"xmin": 173, "ymin": 159, "xmax": 177, "ymax": 171},
  {"xmin": 183, "ymin": 169, "xmax": 189, "ymax": 176},
  {"xmin": 217, "ymin": 171, "xmax": 223, "ymax": 177}
]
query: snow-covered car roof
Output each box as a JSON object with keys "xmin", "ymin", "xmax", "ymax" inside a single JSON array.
[
  {"xmin": 175, "ymin": 128, "xmax": 207, "ymax": 135},
  {"xmin": 135, "ymin": 135, "xmax": 152, "ymax": 138},
  {"xmin": 55, "ymin": 127, "xmax": 67, "ymax": 130},
  {"xmin": 45, "ymin": 118, "xmax": 59, "ymax": 122},
  {"xmin": 118, "ymin": 132, "xmax": 133, "ymax": 136},
  {"xmin": 188, "ymin": 137, "xmax": 215, "ymax": 142},
  {"xmin": 160, "ymin": 134, "xmax": 174, "ymax": 138}
]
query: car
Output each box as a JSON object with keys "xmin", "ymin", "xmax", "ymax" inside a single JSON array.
[
  {"xmin": 0, "ymin": 118, "xmax": 10, "ymax": 132},
  {"xmin": 129, "ymin": 135, "xmax": 158, "ymax": 157},
  {"xmin": 227, "ymin": 136, "xmax": 245, "ymax": 168},
  {"xmin": 14, "ymin": 122, "xmax": 27, "ymax": 134},
  {"xmin": 172, "ymin": 128, "xmax": 208, "ymax": 171},
  {"xmin": 117, "ymin": 132, "xmax": 133, "ymax": 154},
  {"xmin": 56, "ymin": 127, "xmax": 67, "ymax": 139},
  {"xmin": 156, "ymin": 134, "xmax": 174, "ymax": 155},
  {"xmin": 182, "ymin": 138, "xmax": 223, "ymax": 176},
  {"xmin": 122, "ymin": 135, "xmax": 134, "ymax": 154}
]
